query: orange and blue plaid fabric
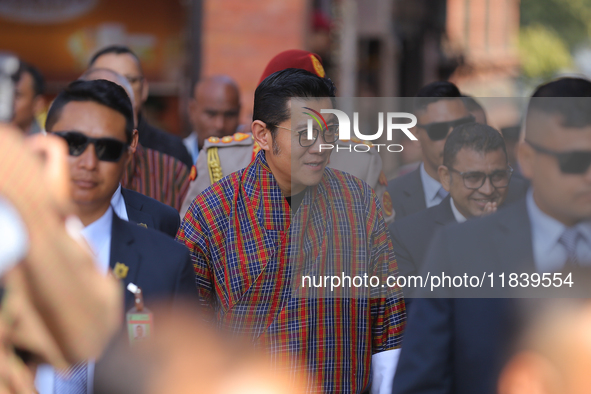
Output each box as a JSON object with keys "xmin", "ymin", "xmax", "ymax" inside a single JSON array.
[
  {"xmin": 122, "ymin": 143, "xmax": 190, "ymax": 212},
  {"xmin": 177, "ymin": 151, "xmax": 406, "ymax": 393}
]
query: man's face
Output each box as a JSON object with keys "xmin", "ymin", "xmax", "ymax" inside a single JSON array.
[
  {"xmin": 520, "ymin": 112, "xmax": 591, "ymax": 226},
  {"xmin": 416, "ymin": 99, "xmax": 470, "ymax": 173},
  {"xmin": 266, "ymin": 98, "xmax": 335, "ymax": 194},
  {"xmin": 51, "ymin": 101, "xmax": 129, "ymax": 215},
  {"xmin": 189, "ymin": 82, "xmax": 240, "ymax": 146},
  {"xmin": 12, "ymin": 72, "xmax": 39, "ymax": 132},
  {"xmin": 440, "ymin": 148, "xmax": 509, "ymax": 218},
  {"xmin": 91, "ymin": 53, "xmax": 147, "ymax": 114}
]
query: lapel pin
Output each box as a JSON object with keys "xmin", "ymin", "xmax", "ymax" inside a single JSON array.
[
  {"xmin": 113, "ymin": 262, "xmax": 129, "ymax": 280},
  {"xmin": 137, "ymin": 223, "xmax": 148, "ymax": 228}
]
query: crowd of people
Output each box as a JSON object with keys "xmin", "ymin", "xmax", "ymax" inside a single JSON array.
[{"xmin": 2, "ymin": 43, "xmax": 591, "ymax": 394}]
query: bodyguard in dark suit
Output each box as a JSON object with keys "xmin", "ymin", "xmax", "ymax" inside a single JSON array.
[
  {"xmin": 386, "ymin": 82, "xmax": 471, "ymax": 219},
  {"xmin": 391, "ymin": 123, "xmax": 514, "ymax": 282},
  {"xmin": 393, "ymin": 78, "xmax": 591, "ymax": 394},
  {"xmin": 38, "ymin": 79, "xmax": 197, "ymax": 394},
  {"xmin": 387, "ymin": 83, "xmax": 526, "ymax": 220}
]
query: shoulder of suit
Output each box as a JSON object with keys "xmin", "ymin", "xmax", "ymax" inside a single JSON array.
[
  {"xmin": 387, "ymin": 166, "xmax": 420, "ymax": 189},
  {"xmin": 202, "ymin": 132, "xmax": 254, "ymax": 150},
  {"xmin": 121, "ymin": 187, "xmax": 178, "ymax": 218}
]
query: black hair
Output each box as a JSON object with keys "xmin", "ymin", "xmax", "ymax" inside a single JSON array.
[
  {"xmin": 14, "ymin": 61, "xmax": 45, "ymax": 96},
  {"xmin": 46, "ymin": 79, "xmax": 134, "ymax": 143},
  {"xmin": 443, "ymin": 122, "xmax": 507, "ymax": 168},
  {"xmin": 413, "ymin": 81, "xmax": 462, "ymax": 113},
  {"xmin": 253, "ymin": 68, "xmax": 336, "ymax": 137},
  {"xmin": 527, "ymin": 77, "xmax": 591, "ymax": 128},
  {"xmin": 88, "ymin": 45, "xmax": 142, "ymax": 70},
  {"xmin": 462, "ymin": 95, "xmax": 487, "ymax": 123}
]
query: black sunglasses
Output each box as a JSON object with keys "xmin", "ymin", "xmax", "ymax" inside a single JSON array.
[
  {"xmin": 417, "ymin": 115, "xmax": 476, "ymax": 141},
  {"xmin": 53, "ymin": 131, "xmax": 129, "ymax": 162},
  {"xmin": 526, "ymin": 140, "xmax": 591, "ymax": 175}
]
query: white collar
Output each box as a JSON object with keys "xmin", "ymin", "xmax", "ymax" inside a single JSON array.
[
  {"xmin": 450, "ymin": 198, "xmax": 467, "ymax": 223},
  {"xmin": 110, "ymin": 184, "xmax": 129, "ymax": 221}
]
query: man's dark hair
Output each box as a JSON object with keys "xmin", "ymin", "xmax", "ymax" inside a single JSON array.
[
  {"xmin": 88, "ymin": 45, "xmax": 142, "ymax": 70},
  {"xmin": 462, "ymin": 95, "xmax": 487, "ymax": 123},
  {"xmin": 14, "ymin": 61, "xmax": 45, "ymax": 96},
  {"xmin": 46, "ymin": 79, "xmax": 134, "ymax": 142},
  {"xmin": 443, "ymin": 122, "xmax": 507, "ymax": 168},
  {"xmin": 413, "ymin": 81, "xmax": 462, "ymax": 113},
  {"xmin": 527, "ymin": 77, "xmax": 591, "ymax": 128},
  {"xmin": 253, "ymin": 68, "xmax": 336, "ymax": 138}
]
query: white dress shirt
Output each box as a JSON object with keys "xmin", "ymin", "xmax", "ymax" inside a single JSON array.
[
  {"xmin": 183, "ymin": 132, "xmax": 199, "ymax": 164},
  {"xmin": 371, "ymin": 348, "xmax": 401, "ymax": 394},
  {"xmin": 110, "ymin": 184, "xmax": 129, "ymax": 221},
  {"xmin": 450, "ymin": 198, "xmax": 467, "ymax": 223},
  {"xmin": 526, "ymin": 189, "xmax": 591, "ymax": 272},
  {"xmin": 35, "ymin": 207, "xmax": 115, "ymax": 394},
  {"xmin": 420, "ymin": 163, "xmax": 446, "ymax": 208}
]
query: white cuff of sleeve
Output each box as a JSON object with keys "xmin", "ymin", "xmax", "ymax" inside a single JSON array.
[
  {"xmin": 0, "ymin": 197, "xmax": 28, "ymax": 276},
  {"xmin": 371, "ymin": 348, "xmax": 401, "ymax": 394}
]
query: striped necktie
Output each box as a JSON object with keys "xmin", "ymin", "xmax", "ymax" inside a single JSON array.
[
  {"xmin": 54, "ymin": 362, "xmax": 88, "ymax": 394},
  {"xmin": 558, "ymin": 227, "xmax": 582, "ymax": 266}
]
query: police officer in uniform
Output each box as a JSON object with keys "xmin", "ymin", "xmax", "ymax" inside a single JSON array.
[{"xmin": 180, "ymin": 50, "xmax": 394, "ymax": 224}]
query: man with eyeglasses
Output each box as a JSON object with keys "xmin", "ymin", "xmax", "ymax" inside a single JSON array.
[
  {"xmin": 392, "ymin": 77, "xmax": 591, "ymax": 394},
  {"xmin": 37, "ymin": 79, "xmax": 197, "ymax": 394},
  {"xmin": 389, "ymin": 122, "xmax": 512, "ymax": 283},
  {"xmin": 177, "ymin": 68, "xmax": 406, "ymax": 393},
  {"xmin": 179, "ymin": 49, "xmax": 394, "ymax": 225},
  {"xmin": 89, "ymin": 45, "xmax": 193, "ymax": 168},
  {"xmin": 386, "ymin": 81, "xmax": 526, "ymax": 220}
]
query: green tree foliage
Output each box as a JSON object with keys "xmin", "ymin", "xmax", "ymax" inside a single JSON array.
[
  {"xmin": 519, "ymin": 24, "xmax": 573, "ymax": 79},
  {"xmin": 521, "ymin": 0, "xmax": 591, "ymax": 50}
]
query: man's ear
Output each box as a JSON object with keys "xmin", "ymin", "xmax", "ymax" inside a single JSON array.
[
  {"xmin": 517, "ymin": 141, "xmax": 534, "ymax": 180},
  {"xmin": 140, "ymin": 80, "xmax": 149, "ymax": 105},
  {"xmin": 126, "ymin": 130, "xmax": 139, "ymax": 165},
  {"xmin": 251, "ymin": 120, "xmax": 272, "ymax": 151},
  {"xmin": 439, "ymin": 165, "xmax": 451, "ymax": 192}
]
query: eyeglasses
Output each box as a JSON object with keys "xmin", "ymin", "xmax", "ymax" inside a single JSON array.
[
  {"xmin": 526, "ymin": 140, "xmax": 591, "ymax": 174},
  {"xmin": 448, "ymin": 166, "xmax": 513, "ymax": 190},
  {"xmin": 417, "ymin": 115, "xmax": 476, "ymax": 141},
  {"xmin": 275, "ymin": 124, "xmax": 339, "ymax": 147},
  {"xmin": 53, "ymin": 131, "xmax": 129, "ymax": 162}
]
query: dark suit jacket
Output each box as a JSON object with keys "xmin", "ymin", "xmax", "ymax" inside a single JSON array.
[
  {"xmin": 393, "ymin": 200, "xmax": 533, "ymax": 394},
  {"xmin": 137, "ymin": 114, "xmax": 193, "ymax": 168},
  {"xmin": 109, "ymin": 214, "xmax": 197, "ymax": 311},
  {"xmin": 94, "ymin": 214, "xmax": 197, "ymax": 391},
  {"xmin": 389, "ymin": 195, "xmax": 455, "ymax": 281},
  {"xmin": 386, "ymin": 166, "xmax": 529, "ymax": 220},
  {"xmin": 121, "ymin": 187, "xmax": 180, "ymax": 238}
]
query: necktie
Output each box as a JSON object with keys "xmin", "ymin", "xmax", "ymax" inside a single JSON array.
[
  {"xmin": 54, "ymin": 362, "xmax": 88, "ymax": 394},
  {"xmin": 558, "ymin": 227, "xmax": 582, "ymax": 266},
  {"xmin": 436, "ymin": 187, "xmax": 449, "ymax": 202}
]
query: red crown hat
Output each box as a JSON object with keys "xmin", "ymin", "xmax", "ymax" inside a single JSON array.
[{"xmin": 258, "ymin": 49, "xmax": 326, "ymax": 85}]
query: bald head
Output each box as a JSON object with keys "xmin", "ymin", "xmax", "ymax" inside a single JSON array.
[
  {"xmin": 189, "ymin": 75, "xmax": 241, "ymax": 148},
  {"xmin": 80, "ymin": 68, "xmax": 138, "ymax": 127}
]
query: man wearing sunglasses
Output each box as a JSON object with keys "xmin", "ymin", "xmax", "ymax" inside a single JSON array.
[
  {"xmin": 386, "ymin": 82, "xmax": 525, "ymax": 220},
  {"xmin": 392, "ymin": 77, "xmax": 591, "ymax": 394},
  {"xmin": 389, "ymin": 123, "xmax": 512, "ymax": 283},
  {"xmin": 37, "ymin": 79, "xmax": 197, "ymax": 394},
  {"xmin": 177, "ymin": 68, "xmax": 405, "ymax": 394}
]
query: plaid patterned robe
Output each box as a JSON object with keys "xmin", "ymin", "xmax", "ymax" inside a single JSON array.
[
  {"xmin": 177, "ymin": 151, "xmax": 406, "ymax": 393},
  {"xmin": 122, "ymin": 143, "xmax": 190, "ymax": 212}
]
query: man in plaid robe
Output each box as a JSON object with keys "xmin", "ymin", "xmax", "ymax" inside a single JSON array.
[{"xmin": 177, "ymin": 68, "xmax": 406, "ymax": 393}]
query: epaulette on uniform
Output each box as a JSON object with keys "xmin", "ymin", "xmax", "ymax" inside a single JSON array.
[{"xmin": 203, "ymin": 132, "xmax": 255, "ymax": 184}]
